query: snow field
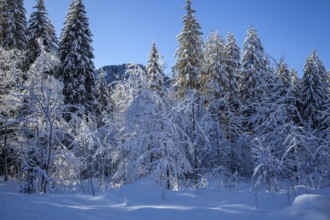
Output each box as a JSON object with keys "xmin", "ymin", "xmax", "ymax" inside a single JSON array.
[{"xmin": 1, "ymin": 180, "xmax": 330, "ymax": 220}]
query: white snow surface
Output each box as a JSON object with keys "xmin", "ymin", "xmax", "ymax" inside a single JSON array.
[{"xmin": 1, "ymin": 180, "xmax": 330, "ymax": 220}]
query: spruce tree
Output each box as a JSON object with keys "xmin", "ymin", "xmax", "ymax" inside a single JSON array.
[
  {"xmin": 276, "ymin": 59, "xmax": 291, "ymax": 89},
  {"xmin": 146, "ymin": 42, "xmax": 165, "ymax": 93},
  {"xmin": 96, "ymin": 71, "xmax": 113, "ymax": 114},
  {"xmin": 172, "ymin": 0, "xmax": 203, "ymax": 98},
  {"xmin": 290, "ymin": 69, "xmax": 300, "ymax": 88},
  {"xmin": 301, "ymin": 50, "xmax": 330, "ymax": 129},
  {"xmin": 27, "ymin": 0, "xmax": 58, "ymax": 65},
  {"xmin": 58, "ymin": 0, "xmax": 98, "ymax": 116},
  {"xmin": 172, "ymin": 0, "xmax": 204, "ymax": 184},
  {"xmin": 240, "ymin": 25, "xmax": 270, "ymax": 103},
  {"xmin": 0, "ymin": 0, "xmax": 27, "ymax": 51},
  {"xmin": 200, "ymin": 30, "xmax": 225, "ymax": 101},
  {"xmin": 223, "ymin": 32, "xmax": 240, "ymax": 103},
  {"xmin": 46, "ymin": 21, "xmax": 58, "ymax": 52}
]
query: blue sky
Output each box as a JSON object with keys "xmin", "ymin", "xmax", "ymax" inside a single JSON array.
[{"xmin": 24, "ymin": 0, "xmax": 330, "ymax": 76}]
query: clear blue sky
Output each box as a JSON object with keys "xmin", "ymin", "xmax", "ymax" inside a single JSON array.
[{"xmin": 24, "ymin": 0, "xmax": 330, "ymax": 76}]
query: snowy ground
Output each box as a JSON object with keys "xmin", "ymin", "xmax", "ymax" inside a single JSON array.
[{"xmin": 1, "ymin": 180, "xmax": 330, "ymax": 220}]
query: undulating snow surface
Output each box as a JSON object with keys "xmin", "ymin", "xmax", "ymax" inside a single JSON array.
[{"xmin": 1, "ymin": 180, "xmax": 329, "ymax": 220}]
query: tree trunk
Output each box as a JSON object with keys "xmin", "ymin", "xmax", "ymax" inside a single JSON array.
[
  {"xmin": 192, "ymin": 97, "xmax": 198, "ymax": 186},
  {"xmin": 3, "ymin": 124, "xmax": 8, "ymax": 181}
]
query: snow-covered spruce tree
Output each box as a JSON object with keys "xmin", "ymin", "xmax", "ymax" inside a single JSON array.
[
  {"xmin": 58, "ymin": 0, "xmax": 98, "ymax": 118},
  {"xmin": 301, "ymin": 50, "xmax": 330, "ymax": 129},
  {"xmin": 172, "ymin": 0, "xmax": 203, "ymax": 98},
  {"xmin": 240, "ymin": 25, "xmax": 270, "ymax": 104},
  {"xmin": 289, "ymin": 69, "xmax": 304, "ymax": 124},
  {"xmin": 27, "ymin": 0, "xmax": 58, "ymax": 66},
  {"xmin": 276, "ymin": 61, "xmax": 303, "ymax": 125},
  {"xmin": 277, "ymin": 59, "xmax": 291, "ymax": 89},
  {"xmin": 290, "ymin": 69, "xmax": 300, "ymax": 86},
  {"xmin": 240, "ymin": 25, "xmax": 273, "ymax": 133},
  {"xmin": 146, "ymin": 42, "xmax": 165, "ymax": 93},
  {"xmin": 223, "ymin": 32, "xmax": 241, "ymax": 104},
  {"xmin": 212, "ymin": 32, "xmax": 244, "ymax": 176},
  {"xmin": 200, "ymin": 30, "xmax": 225, "ymax": 101},
  {"xmin": 197, "ymin": 31, "xmax": 235, "ymax": 179},
  {"xmin": 171, "ymin": 0, "xmax": 204, "ymax": 185},
  {"xmin": 96, "ymin": 70, "xmax": 113, "ymax": 115},
  {"xmin": 239, "ymin": 26, "xmax": 280, "ymax": 179},
  {"xmin": 0, "ymin": 0, "xmax": 27, "ymax": 51}
]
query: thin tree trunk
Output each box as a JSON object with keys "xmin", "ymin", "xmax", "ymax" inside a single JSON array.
[
  {"xmin": 3, "ymin": 124, "xmax": 8, "ymax": 181},
  {"xmin": 43, "ymin": 122, "xmax": 53, "ymax": 193},
  {"xmin": 192, "ymin": 96, "xmax": 198, "ymax": 186}
]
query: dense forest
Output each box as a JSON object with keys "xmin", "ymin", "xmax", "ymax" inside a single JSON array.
[{"xmin": 0, "ymin": 0, "xmax": 329, "ymax": 195}]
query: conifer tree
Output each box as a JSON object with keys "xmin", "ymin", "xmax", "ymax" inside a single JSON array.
[
  {"xmin": 0, "ymin": 0, "xmax": 27, "ymax": 51},
  {"xmin": 96, "ymin": 71, "xmax": 113, "ymax": 114},
  {"xmin": 27, "ymin": 0, "xmax": 58, "ymax": 65},
  {"xmin": 146, "ymin": 42, "xmax": 165, "ymax": 93},
  {"xmin": 221, "ymin": 32, "xmax": 242, "ymax": 167},
  {"xmin": 172, "ymin": 0, "xmax": 204, "ymax": 185},
  {"xmin": 47, "ymin": 22, "xmax": 58, "ymax": 52},
  {"xmin": 240, "ymin": 25, "xmax": 273, "ymax": 133},
  {"xmin": 223, "ymin": 32, "xmax": 241, "ymax": 104},
  {"xmin": 276, "ymin": 59, "xmax": 291, "ymax": 89},
  {"xmin": 290, "ymin": 69, "xmax": 299, "ymax": 86},
  {"xmin": 172, "ymin": 0, "xmax": 203, "ymax": 98},
  {"xmin": 200, "ymin": 30, "xmax": 225, "ymax": 101},
  {"xmin": 301, "ymin": 50, "xmax": 330, "ymax": 129},
  {"xmin": 58, "ymin": 0, "xmax": 98, "ymax": 116},
  {"xmin": 240, "ymin": 25, "xmax": 270, "ymax": 103},
  {"xmin": 276, "ymin": 62, "xmax": 302, "ymax": 124}
]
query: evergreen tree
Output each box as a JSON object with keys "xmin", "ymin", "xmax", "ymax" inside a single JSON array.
[
  {"xmin": 47, "ymin": 21, "xmax": 58, "ymax": 52},
  {"xmin": 276, "ymin": 61, "xmax": 302, "ymax": 124},
  {"xmin": 240, "ymin": 25, "xmax": 273, "ymax": 133},
  {"xmin": 96, "ymin": 71, "xmax": 113, "ymax": 114},
  {"xmin": 27, "ymin": 0, "xmax": 58, "ymax": 65},
  {"xmin": 290, "ymin": 69, "xmax": 304, "ymax": 124},
  {"xmin": 200, "ymin": 30, "xmax": 225, "ymax": 101},
  {"xmin": 58, "ymin": 0, "xmax": 98, "ymax": 117},
  {"xmin": 0, "ymin": 0, "xmax": 27, "ymax": 51},
  {"xmin": 172, "ymin": 0, "xmax": 204, "ymax": 184},
  {"xmin": 301, "ymin": 50, "xmax": 330, "ymax": 129},
  {"xmin": 240, "ymin": 25, "xmax": 270, "ymax": 103},
  {"xmin": 290, "ymin": 69, "xmax": 299, "ymax": 86},
  {"xmin": 200, "ymin": 31, "xmax": 232, "ymax": 157},
  {"xmin": 146, "ymin": 42, "xmax": 165, "ymax": 93},
  {"xmin": 276, "ymin": 59, "xmax": 291, "ymax": 89},
  {"xmin": 172, "ymin": 0, "xmax": 203, "ymax": 98},
  {"xmin": 214, "ymin": 32, "xmax": 243, "ymax": 174},
  {"xmin": 223, "ymin": 32, "xmax": 240, "ymax": 104}
]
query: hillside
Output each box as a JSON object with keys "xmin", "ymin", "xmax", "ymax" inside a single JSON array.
[{"xmin": 95, "ymin": 64, "xmax": 146, "ymax": 84}]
